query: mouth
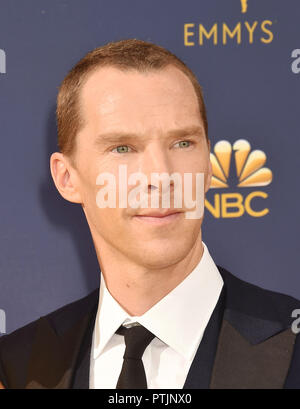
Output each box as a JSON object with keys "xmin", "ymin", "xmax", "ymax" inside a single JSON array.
[{"xmin": 132, "ymin": 210, "xmax": 183, "ymax": 225}]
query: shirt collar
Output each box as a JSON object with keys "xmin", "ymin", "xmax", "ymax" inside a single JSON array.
[{"xmin": 92, "ymin": 241, "xmax": 223, "ymax": 361}]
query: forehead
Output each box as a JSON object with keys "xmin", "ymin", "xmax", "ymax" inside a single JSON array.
[{"xmin": 79, "ymin": 65, "xmax": 202, "ymax": 134}]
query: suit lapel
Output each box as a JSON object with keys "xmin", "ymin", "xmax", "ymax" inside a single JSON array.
[
  {"xmin": 71, "ymin": 303, "xmax": 98, "ymax": 389},
  {"xmin": 184, "ymin": 266, "xmax": 297, "ymax": 389},
  {"xmin": 209, "ymin": 311, "xmax": 296, "ymax": 389}
]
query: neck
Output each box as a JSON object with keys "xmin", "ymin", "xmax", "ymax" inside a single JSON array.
[{"xmin": 92, "ymin": 232, "xmax": 204, "ymax": 316}]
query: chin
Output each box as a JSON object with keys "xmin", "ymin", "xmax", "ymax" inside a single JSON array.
[{"xmin": 134, "ymin": 243, "xmax": 190, "ymax": 269}]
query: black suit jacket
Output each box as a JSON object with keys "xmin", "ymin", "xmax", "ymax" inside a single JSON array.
[{"xmin": 0, "ymin": 266, "xmax": 300, "ymax": 389}]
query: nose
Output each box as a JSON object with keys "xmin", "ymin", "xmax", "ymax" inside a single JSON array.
[{"xmin": 139, "ymin": 142, "xmax": 174, "ymax": 196}]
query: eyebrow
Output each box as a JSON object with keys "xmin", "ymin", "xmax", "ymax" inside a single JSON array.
[{"xmin": 94, "ymin": 126, "xmax": 205, "ymax": 146}]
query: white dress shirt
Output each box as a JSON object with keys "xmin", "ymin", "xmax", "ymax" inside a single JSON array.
[{"xmin": 89, "ymin": 241, "xmax": 223, "ymax": 389}]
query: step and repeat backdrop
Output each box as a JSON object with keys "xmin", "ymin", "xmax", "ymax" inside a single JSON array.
[{"xmin": 0, "ymin": 0, "xmax": 299, "ymax": 334}]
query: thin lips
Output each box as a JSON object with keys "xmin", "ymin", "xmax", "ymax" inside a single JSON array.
[{"xmin": 134, "ymin": 210, "xmax": 182, "ymax": 218}]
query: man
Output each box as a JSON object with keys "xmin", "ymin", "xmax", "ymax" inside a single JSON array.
[{"xmin": 0, "ymin": 39, "xmax": 299, "ymax": 389}]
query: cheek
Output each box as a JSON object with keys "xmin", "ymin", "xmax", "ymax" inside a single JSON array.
[
  {"xmin": 181, "ymin": 160, "xmax": 210, "ymax": 185},
  {"xmin": 92, "ymin": 206, "xmax": 126, "ymax": 238}
]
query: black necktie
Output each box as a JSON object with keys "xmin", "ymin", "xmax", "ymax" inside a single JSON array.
[{"xmin": 115, "ymin": 324, "xmax": 155, "ymax": 389}]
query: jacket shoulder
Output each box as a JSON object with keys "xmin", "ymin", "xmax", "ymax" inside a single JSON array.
[
  {"xmin": 0, "ymin": 316, "xmax": 41, "ymax": 388},
  {"xmin": 0, "ymin": 289, "xmax": 99, "ymax": 388},
  {"xmin": 44, "ymin": 288, "xmax": 99, "ymax": 335}
]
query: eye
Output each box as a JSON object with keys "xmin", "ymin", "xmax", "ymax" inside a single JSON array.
[
  {"xmin": 111, "ymin": 145, "xmax": 132, "ymax": 154},
  {"xmin": 174, "ymin": 140, "xmax": 194, "ymax": 149}
]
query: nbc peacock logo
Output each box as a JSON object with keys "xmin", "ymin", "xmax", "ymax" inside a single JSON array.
[
  {"xmin": 205, "ymin": 139, "xmax": 273, "ymax": 218},
  {"xmin": 210, "ymin": 139, "xmax": 272, "ymax": 188}
]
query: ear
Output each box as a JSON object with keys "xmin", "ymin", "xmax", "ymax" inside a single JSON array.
[
  {"xmin": 205, "ymin": 139, "xmax": 212, "ymax": 193},
  {"xmin": 50, "ymin": 152, "xmax": 82, "ymax": 204}
]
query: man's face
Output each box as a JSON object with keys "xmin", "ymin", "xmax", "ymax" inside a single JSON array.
[{"xmin": 71, "ymin": 65, "xmax": 212, "ymax": 268}]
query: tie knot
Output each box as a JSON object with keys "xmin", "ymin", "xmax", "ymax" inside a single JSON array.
[{"xmin": 116, "ymin": 325, "xmax": 155, "ymax": 359}]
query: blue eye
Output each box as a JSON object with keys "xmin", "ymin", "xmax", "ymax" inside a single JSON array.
[
  {"xmin": 175, "ymin": 140, "xmax": 193, "ymax": 148},
  {"xmin": 112, "ymin": 145, "xmax": 132, "ymax": 153}
]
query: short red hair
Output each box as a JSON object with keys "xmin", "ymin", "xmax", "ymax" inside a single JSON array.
[{"xmin": 56, "ymin": 39, "xmax": 208, "ymax": 160}]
